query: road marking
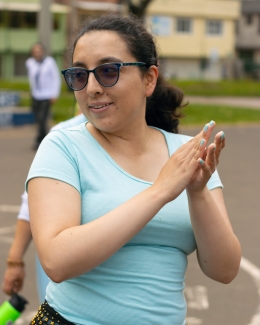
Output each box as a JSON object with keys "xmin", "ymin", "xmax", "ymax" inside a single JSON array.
[
  {"xmin": 15, "ymin": 311, "xmax": 36, "ymax": 325},
  {"xmin": 240, "ymin": 257, "xmax": 260, "ymax": 325},
  {"xmin": 0, "ymin": 236, "xmax": 13, "ymax": 244},
  {"xmin": 185, "ymin": 285, "xmax": 209, "ymax": 310},
  {"xmin": 0, "ymin": 213, "xmax": 259, "ymax": 325},
  {"xmin": 0, "ymin": 225, "xmax": 15, "ymax": 234},
  {"xmin": 0, "ymin": 204, "xmax": 20, "ymax": 213},
  {"xmin": 186, "ymin": 317, "xmax": 203, "ymax": 325},
  {"xmin": 0, "ymin": 226, "xmax": 15, "ymax": 243}
]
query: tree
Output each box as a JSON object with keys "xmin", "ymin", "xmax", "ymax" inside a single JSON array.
[{"xmin": 120, "ymin": 0, "xmax": 154, "ymax": 19}]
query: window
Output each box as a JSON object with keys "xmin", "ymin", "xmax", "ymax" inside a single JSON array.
[
  {"xmin": 8, "ymin": 11, "xmax": 37, "ymax": 28},
  {"xmin": 176, "ymin": 17, "xmax": 192, "ymax": 33},
  {"xmin": 0, "ymin": 11, "xmax": 5, "ymax": 27},
  {"xmin": 151, "ymin": 16, "xmax": 172, "ymax": 36},
  {"xmin": 246, "ymin": 14, "xmax": 252, "ymax": 25},
  {"xmin": 0, "ymin": 55, "xmax": 2, "ymax": 78},
  {"xmin": 53, "ymin": 13, "xmax": 60, "ymax": 30},
  {"xmin": 14, "ymin": 54, "xmax": 29, "ymax": 76},
  {"xmin": 206, "ymin": 20, "xmax": 223, "ymax": 35}
]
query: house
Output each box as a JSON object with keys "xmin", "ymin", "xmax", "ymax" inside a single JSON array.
[
  {"xmin": 0, "ymin": 0, "xmax": 69, "ymax": 79},
  {"xmin": 236, "ymin": 0, "xmax": 260, "ymax": 78},
  {"xmin": 0, "ymin": 0, "xmax": 121, "ymax": 80},
  {"xmin": 0, "ymin": 0, "xmax": 241, "ymax": 81},
  {"xmin": 146, "ymin": 0, "xmax": 241, "ymax": 80}
]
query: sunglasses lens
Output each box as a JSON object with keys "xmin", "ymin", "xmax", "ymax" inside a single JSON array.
[
  {"xmin": 96, "ymin": 64, "xmax": 119, "ymax": 87},
  {"xmin": 66, "ymin": 69, "xmax": 88, "ymax": 90}
]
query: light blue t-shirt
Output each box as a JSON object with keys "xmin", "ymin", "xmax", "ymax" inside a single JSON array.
[{"xmin": 26, "ymin": 122, "xmax": 223, "ymax": 325}]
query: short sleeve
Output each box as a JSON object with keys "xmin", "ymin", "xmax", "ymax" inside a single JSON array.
[
  {"xmin": 26, "ymin": 130, "xmax": 81, "ymax": 194},
  {"xmin": 207, "ymin": 169, "xmax": 223, "ymax": 190},
  {"xmin": 17, "ymin": 191, "xmax": 30, "ymax": 222}
]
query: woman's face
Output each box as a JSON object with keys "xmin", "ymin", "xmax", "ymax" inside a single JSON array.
[
  {"xmin": 73, "ymin": 30, "xmax": 157, "ymax": 134},
  {"xmin": 32, "ymin": 45, "xmax": 45, "ymax": 61}
]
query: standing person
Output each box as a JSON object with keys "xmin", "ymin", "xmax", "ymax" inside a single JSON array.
[
  {"xmin": 1, "ymin": 114, "xmax": 87, "ymax": 303},
  {"xmin": 27, "ymin": 13, "xmax": 241, "ymax": 325},
  {"xmin": 26, "ymin": 42, "xmax": 61, "ymax": 150}
]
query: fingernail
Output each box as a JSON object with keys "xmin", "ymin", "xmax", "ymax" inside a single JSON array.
[
  {"xmin": 200, "ymin": 139, "xmax": 205, "ymax": 146},
  {"xmin": 220, "ymin": 131, "xmax": 225, "ymax": 140},
  {"xmin": 209, "ymin": 120, "xmax": 215, "ymax": 126},
  {"xmin": 203, "ymin": 124, "xmax": 209, "ymax": 132},
  {"xmin": 213, "ymin": 144, "xmax": 216, "ymax": 150},
  {"xmin": 199, "ymin": 158, "xmax": 204, "ymax": 165}
]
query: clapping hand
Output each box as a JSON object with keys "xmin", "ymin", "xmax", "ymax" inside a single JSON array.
[{"xmin": 153, "ymin": 121, "xmax": 225, "ymax": 203}]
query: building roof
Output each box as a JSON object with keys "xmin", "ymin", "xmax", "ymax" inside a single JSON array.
[
  {"xmin": 0, "ymin": 1, "xmax": 69, "ymax": 13},
  {"xmin": 242, "ymin": 0, "xmax": 260, "ymax": 14}
]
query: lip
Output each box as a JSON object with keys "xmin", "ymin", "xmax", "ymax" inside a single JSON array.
[{"xmin": 88, "ymin": 102, "xmax": 114, "ymax": 113}]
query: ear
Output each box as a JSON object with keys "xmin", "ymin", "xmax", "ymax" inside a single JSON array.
[{"xmin": 144, "ymin": 65, "xmax": 159, "ymax": 97}]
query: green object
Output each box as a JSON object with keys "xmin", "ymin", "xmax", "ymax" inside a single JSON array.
[{"xmin": 0, "ymin": 294, "xmax": 28, "ymax": 325}]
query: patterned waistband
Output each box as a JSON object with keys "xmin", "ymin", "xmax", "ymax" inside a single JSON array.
[
  {"xmin": 30, "ymin": 301, "xmax": 74, "ymax": 325},
  {"xmin": 30, "ymin": 300, "xmax": 191, "ymax": 325}
]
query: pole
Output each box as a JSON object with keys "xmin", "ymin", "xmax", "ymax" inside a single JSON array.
[
  {"xmin": 68, "ymin": 0, "xmax": 77, "ymax": 46},
  {"xmin": 38, "ymin": 0, "xmax": 52, "ymax": 55}
]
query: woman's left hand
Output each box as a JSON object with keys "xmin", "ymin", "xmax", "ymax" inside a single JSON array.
[{"xmin": 187, "ymin": 122, "xmax": 225, "ymax": 194}]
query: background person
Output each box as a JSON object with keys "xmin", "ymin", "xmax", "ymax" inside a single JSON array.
[
  {"xmin": 27, "ymin": 13, "xmax": 241, "ymax": 325},
  {"xmin": 26, "ymin": 42, "xmax": 61, "ymax": 150},
  {"xmin": 1, "ymin": 114, "xmax": 87, "ymax": 303}
]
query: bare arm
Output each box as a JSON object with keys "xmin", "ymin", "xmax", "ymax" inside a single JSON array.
[
  {"xmin": 28, "ymin": 127, "xmax": 207, "ymax": 283},
  {"xmin": 28, "ymin": 122, "xmax": 241, "ymax": 284},
  {"xmin": 187, "ymin": 125, "xmax": 241, "ymax": 283},
  {"xmin": 188, "ymin": 187, "xmax": 241, "ymax": 284},
  {"xmin": 2, "ymin": 220, "xmax": 32, "ymax": 295}
]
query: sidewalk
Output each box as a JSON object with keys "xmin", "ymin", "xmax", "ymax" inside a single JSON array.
[{"xmin": 185, "ymin": 96, "xmax": 260, "ymax": 109}]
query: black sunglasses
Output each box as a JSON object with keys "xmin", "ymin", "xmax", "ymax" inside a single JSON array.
[{"xmin": 61, "ymin": 62, "xmax": 148, "ymax": 91}]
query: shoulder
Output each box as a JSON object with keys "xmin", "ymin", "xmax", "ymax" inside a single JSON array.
[
  {"xmin": 161, "ymin": 129, "xmax": 192, "ymax": 146},
  {"xmin": 46, "ymin": 124, "xmax": 83, "ymax": 143},
  {"xmin": 155, "ymin": 128, "xmax": 193, "ymax": 155},
  {"xmin": 166, "ymin": 132, "xmax": 192, "ymax": 143},
  {"xmin": 25, "ymin": 57, "xmax": 34, "ymax": 67},
  {"xmin": 45, "ymin": 56, "xmax": 58, "ymax": 66},
  {"xmin": 43, "ymin": 122, "xmax": 88, "ymax": 152},
  {"xmin": 50, "ymin": 114, "xmax": 87, "ymax": 131}
]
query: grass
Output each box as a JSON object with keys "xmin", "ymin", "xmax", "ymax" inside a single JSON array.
[
  {"xmin": 16, "ymin": 86, "xmax": 77, "ymax": 123},
  {"xmin": 180, "ymin": 104, "xmax": 260, "ymax": 126},
  {"xmin": 1, "ymin": 78, "xmax": 260, "ymax": 125},
  {"xmin": 170, "ymin": 79, "xmax": 260, "ymax": 97}
]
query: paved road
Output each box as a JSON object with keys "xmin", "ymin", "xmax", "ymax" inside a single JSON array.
[
  {"xmin": 186, "ymin": 96, "xmax": 260, "ymax": 109},
  {"xmin": 0, "ymin": 122, "xmax": 259, "ymax": 325}
]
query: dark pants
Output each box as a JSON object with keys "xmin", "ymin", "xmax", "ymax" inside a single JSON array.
[{"xmin": 32, "ymin": 98, "xmax": 51, "ymax": 146}]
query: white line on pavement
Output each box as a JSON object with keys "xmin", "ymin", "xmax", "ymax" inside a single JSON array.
[
  {"xmin": 0, "ymin": 204, "xmax": 20, "ymax": 213},
  {"xmin": 240, "ymin": 257, "xmax": 260, "ymax": 325},
  {"xmin": 0, "ymin": 225, "xmax": 15, "ymax": 235}
]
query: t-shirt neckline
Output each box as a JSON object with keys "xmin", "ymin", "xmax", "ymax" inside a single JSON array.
[{"xmin": 81, "ymin": 122, "xmax": 172, "ymax": 185}]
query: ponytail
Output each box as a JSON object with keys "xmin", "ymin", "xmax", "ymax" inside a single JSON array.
[{"xmin": 146, "ymin": 74, "xmax": 184, "ymax": 133}]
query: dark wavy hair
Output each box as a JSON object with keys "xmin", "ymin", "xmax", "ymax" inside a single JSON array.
[{"xmin": 69, "ymin": 13, "xmax": 185, "ymax": 133}]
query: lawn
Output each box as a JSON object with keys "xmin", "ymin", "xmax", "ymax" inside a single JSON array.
[
  {"xmin": 1, "ymin": 79, "xmax": 260, "ymax": 125},
  {"xmin": 180, "ymin": 104, "xmax": 260, "ymax": 126},
  {"xmin": 170, "ymin": 79, "xmax": 260, "ymax": 97}
]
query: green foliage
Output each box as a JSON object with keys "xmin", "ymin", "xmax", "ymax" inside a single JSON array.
[
  {"xmin": 181, "ymin": 104, "xmax": 260, "ymax": 126},
  {"xmin": 170, "ymin": 79, "xmax": 260, "ymax": 97},
  {"xmin": 1, "ymin": 79, "xmax": 260, "ymax": 125},
  {"xmin": 52, "ymin": 93, "xmax": 76, "ymax": 122}
]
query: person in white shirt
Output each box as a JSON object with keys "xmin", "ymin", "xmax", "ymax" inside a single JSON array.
[
  {"xmin": 26, "ymin": 43, "xmax": 61, "ymax": 150},
  {"xmin": 1, "ymin": 114, "xmax": 87, "ymax": 303}
]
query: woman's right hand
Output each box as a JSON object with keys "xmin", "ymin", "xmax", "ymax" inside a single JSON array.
[
  {"xmin": 152, "ymin": 122, "xmax": 215, "ymax": 204},
  {"xmin": 2, "ymin": 266, "xmax": 25, "ymax": 295}
]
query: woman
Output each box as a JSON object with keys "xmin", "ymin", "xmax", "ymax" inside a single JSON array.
[
  {"xmin": 1, "ymin": 114, "xmax": 86, "ymax": 304},
  {"xmin": 27, "ymin": 13, "xmax": 241, "ymax": 325}
]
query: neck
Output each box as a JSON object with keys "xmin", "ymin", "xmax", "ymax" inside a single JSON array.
[{"xmin": 88, "ymin": 121, "xmax": 153, "ymax": 156}]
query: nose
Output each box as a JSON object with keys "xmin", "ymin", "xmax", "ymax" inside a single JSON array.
[{"xmin": 86, "ymin": 71, "xmax": 103, "ymax": 97}]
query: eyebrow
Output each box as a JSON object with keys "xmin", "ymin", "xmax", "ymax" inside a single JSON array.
[{"xmin": 72, "ymin": 56, "xmax": 123, "ymax": 68}]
